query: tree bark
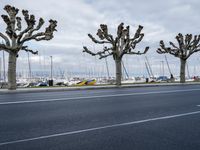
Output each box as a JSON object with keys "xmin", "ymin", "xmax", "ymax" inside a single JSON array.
[
  {"xmin": 115, "ymin": 59, "xmax": 122, "ymax": 86},
  {"xmin": 8, "ymin": 52, "xmax": 17, "ymax": 90},
  {"xmin": 180, "ymin": 59, "xmax": 186, "ymax": 83}
]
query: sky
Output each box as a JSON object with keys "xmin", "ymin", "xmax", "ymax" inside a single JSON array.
[{"xmin": 0, "ymin": 0, "xmax": 200, "ymax": 78}]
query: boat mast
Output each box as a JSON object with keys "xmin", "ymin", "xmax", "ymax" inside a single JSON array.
[
  {"xmin": 1, "ymin": 41, "xmax": 6, "ymax": 82},
  {"xmin": 122, "ymin": 60, "xmax": 129, "ymax": 79},
  {"xmin": 145, "ymin": 56, "xmax": 154, "ymax": 78},
  {"xmin": 27, "ymin": 52, "xmax": 32, "ymax": 81},
  {"xmin": 186, "ymin": 62, "xmax": 190, "ymax": 79},
  {"xmin": 105, "ymin": 57, "xmax": 110, "ymax": 79},
  {"xmin": 165, "ymin": 55, "xmax": 172, "ymax": 76},
  {"xmin": 145, "ymin": 62, "xmax": 151, "ymax": 78}
]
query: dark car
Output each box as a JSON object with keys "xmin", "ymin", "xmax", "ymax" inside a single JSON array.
[
  {"xmin": 156, "ymin": 76, "xmax": 169, "ymax": 82},
  {"xmin": 36, "ymin": 82, "xmax": 48, "ymax": 87}
]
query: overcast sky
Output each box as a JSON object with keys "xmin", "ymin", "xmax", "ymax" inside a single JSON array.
[{"xmin": 1, "ymin": 0, "xmax": 200, "ymax": 78}]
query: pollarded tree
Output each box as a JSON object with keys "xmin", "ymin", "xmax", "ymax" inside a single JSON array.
[
  {"xmin": 0, "ymin": 5, "xmax": 57, "ymax": 90},
  {"xmin": 83, "ymin": 23, "xmax": 149, "ymax": 86},
  {"xmin": 157, "ymin": 33, "xmax": 200, "ymax": 83}
]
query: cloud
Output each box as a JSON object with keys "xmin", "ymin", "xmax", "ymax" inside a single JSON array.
[{"xmin": 0, "ymin": 0, "xmax": 200, "ymax": 77}]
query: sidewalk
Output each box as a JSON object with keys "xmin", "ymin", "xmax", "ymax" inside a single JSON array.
[{"xmin": 0, "ymin": 82, "xmax": 200, "ymax": 94}]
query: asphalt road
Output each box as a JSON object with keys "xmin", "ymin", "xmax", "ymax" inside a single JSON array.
[{"xmin": 0, "ymin": 85, "xmax": 200, "ymax": 150}]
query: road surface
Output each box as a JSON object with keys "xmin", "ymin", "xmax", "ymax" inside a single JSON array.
[{"xmin": 0, "ymin": 85, "xmax": 200, "ymax": 150}]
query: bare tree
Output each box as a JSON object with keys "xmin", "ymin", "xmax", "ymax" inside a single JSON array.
[
  {"xmin": 83, "ymin": 23, "xmax": 149, "ymax": 86},
  {"xmin": 157, "ymin": 33, "xmax": 200, "ymax": 83},
  {"xmin": 0, "ymin": 5, "xmax": 57, "ymax": 90}
]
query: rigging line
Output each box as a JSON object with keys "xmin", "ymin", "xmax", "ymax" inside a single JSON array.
[
  {"xmin": 145, "ymin": 62, "xmax": 151, "ymax": 78},
  {"xmin": 27, "ymin": 52, "xmax": 32, "ymax": 81},
  {"xmin": 165, "ymin": 55, "xmax": 172, "ymax": 75},
  {"xmin": 1, "ymin": 40, "xmax": 6, "ymax": 82},
  {"xmin": 145, "ymin": 56, "xmax": 154, "ymax": 78},
  {"xmin": 122, "ymin": 60, "xmax": 129, "ymax": 79},
  {"xmin": 186, "ymin": 62, "xmax": 190, "ymax": 78},
  {"xmin": 105, "ymin": 57, "xmax": 110, "ymax": 79}
]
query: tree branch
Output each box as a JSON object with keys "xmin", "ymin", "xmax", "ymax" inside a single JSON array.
[
  {"xmin": 2, "ymin": 5, "xmax": 19, "ymax": 38},
  {"xmin": 27, "ymin": 18, "xmax": 44, "ymax": 36},
  {"xmin": 15, "ymin": 17, "xmax": 22, "ymax": 31},
  {"xmin": 131, "ymin": 25, "xmax": 143, "ymax": 41},
  {"xmin": 122, "ymin": 46, "xmax": 149, "ymax": 57},
  {"xmin": 88, "ymin": 34, "xmax": 110, "ymax": 44},
  {"xmin": 157, "ymin": 40, "xmax": 180, "ymax": 57},
  {"xmin": 17, "ymin": 10, "xmax": 36, "ymax": 43},
  {"xmin": 157, "ymin": 34, "xmax": 200, "ymax": 60},
  {"xmin": 84, "ymin": 23, "xmax": 149, "ymax": 60},
  {"xmin": 130, "ymin": 33, "xmax": 144, "ymax": 49},
  {"xmin": 121, "ymin": 25, "xmax": 146, "ymax": 56},
  {"xmin": 20, "ymin": 19, "xmax": 57, "ymax": 44},
  {"xmin": 0, "ymin": 32, "xmax": 10, "ymax": 46},
  {"xmin": 4, "ymin": 5, "xmax": 19, "ymax": 18},
  {"xmin": 1, "ymin": 14, "xmax": 13, "ymax": 38},
  {"xmin": 83, "ymin": 46, "xmax": 113, "ymax": 59},
  {"xmin": 98, "ymin": 24, "xmax": 114, "ymax": 43},
  {"xmin": 0, "ymin": 43, "xmax": 10, "ymax": 53},
  {"xmin": 21, "ymin": 46, "xmax": 38, "ymax": 54},
  {"xmin": 169, "ymin": 42, "xmax": 179, "ymax": 49},
  {"xmin": 117, "ymin": 23, "xmax": 124, "ymax": 38}
]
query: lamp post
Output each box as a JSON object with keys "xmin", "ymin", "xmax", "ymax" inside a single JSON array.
[
  {"xmin": 49, "ymin": 56, "xmax": 53, "ymax": 86},
  {"xmin": 50, "ymin": 56, "xmax": 53, "ymax": 80},
  {"xmin": 3, "ymin": 50, "xmax": 6, "ymax": 82},
  {"xmin": 2, "ymin": 41, "xmax": 6, "ymax": 82},
  {"xmin": 161, "ymin": 61, "xmax": 164, "ymax": 76},
  {"xmin": 27, "ymin": 52, "xmax": 32, "ymax": 81},
  {"xmin": 1, "ymin": 43, "xmax": 6, "ymax": 88}
]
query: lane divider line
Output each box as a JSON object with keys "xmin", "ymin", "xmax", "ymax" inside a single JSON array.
[
  {"xmin": 0, "ymin": 88, "xmax": 200, "ymax": 105},
  {"xmin": 0, "ymin": 110, "xmax": 200, "ymax": 146}
]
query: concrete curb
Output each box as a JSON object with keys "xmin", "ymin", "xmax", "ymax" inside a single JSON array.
[{"xmin": 0, "ymin": 82, "xmax": 200, "ymax": 94}]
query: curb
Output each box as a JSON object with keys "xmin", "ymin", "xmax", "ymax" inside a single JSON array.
[{"xmin": 0, "ymin": 82, "xmax": 200, "ymax": 94}]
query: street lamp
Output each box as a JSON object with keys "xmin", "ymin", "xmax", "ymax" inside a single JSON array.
[
  {"xmin": 49, "ymin": 56, "xmax": 53, "ymax": 86},
  {"xmin": 161, "ymin": 61, "xmax": 164, "ymax": 76},
  {"xmin": 2, "ymin": 41, "xmax": 6, "ymax": 82},
  {"xmin": 50, "ymin": 56, "xmax": 53, "ymax": 80},
  {"xmin": 27, "ymin": 52, "xmax": 32, "ymax": 80}
]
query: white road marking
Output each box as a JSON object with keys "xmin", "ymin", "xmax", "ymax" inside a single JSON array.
[
  {"xmin": 197, "ymin": 105, "xmax": 200, "ymax": 107},
  {"xmin": 0, "ymin": 88, "xmax": 200, "ymax": 105},
  {"xmin": 0, "ymin": 110, "xmax": 200, "ymax": 146}
]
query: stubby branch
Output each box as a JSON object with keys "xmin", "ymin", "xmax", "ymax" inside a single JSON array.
[
  {"xmin": 0, "ymin": 4, "xmax": 57, "ymax": 90},
  {"xmin": 17, "ymin": 10, "xmax": 35, "ymax": 43},
  {"xmin": 83, "ymin": 23, "xmax": 149, "ymax": 60},
  {"xmin": 127, "ymin": 46, "xmax": 149, "ymax": 55},
  {"xmin": 0, "ymin": 43, "xmax": 11, "ymax": 53},
  {"xmin": 2, "ymin": 5, "xmax": 19, "ymax": 38},
  {"xmin": 20, "ymin": 19, "xmax": 57, "ymax": 44},
  {"xmin": 157, "ymin": 34, "xmax": 200, "ymax": 60},
  {"xmin": 21, "ymin": 46, "xmax": 38, "ymax": 54},
  {"xmin": 1, "ymin": 4, "xmax": 57, "ymax": 50},
  {"xmin": 83, "ymin": 46, "xmax": 113, "ymax": 59},
  {"xmin": 0, "ymin": 32, "xmax": 10, "ymax": 46}
]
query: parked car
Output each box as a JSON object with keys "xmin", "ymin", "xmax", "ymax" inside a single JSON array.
[
  {"xmin": 36, "ymin": 82, "xmax": 48, "ymax": 87},
  {"xmin": 156, "ymin": 76, "xmax": 169, "ymax": 82}
]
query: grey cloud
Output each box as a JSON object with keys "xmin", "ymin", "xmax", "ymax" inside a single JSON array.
[{"xmin": 0, "ymin": 0, "xmax": 200, "ymax": 77}]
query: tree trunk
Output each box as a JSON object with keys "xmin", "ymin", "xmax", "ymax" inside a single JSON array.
[
  {"xmin": 115, "ymin": 59, "xmax": 122, "ymax": 86},
  {"xmin": 180, "ymin": 59, "xmax": 186, "ymax": 83},
  {"xmin": 8, "ymin": 52, "xmax": 17, "ymax": 90}
]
